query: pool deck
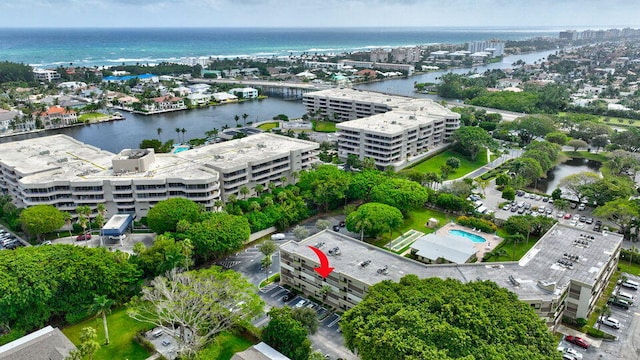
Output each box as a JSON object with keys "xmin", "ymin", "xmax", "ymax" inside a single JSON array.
[{"xmin": 436, "ymin": 223, "xmax": 504, "ymax": 261}]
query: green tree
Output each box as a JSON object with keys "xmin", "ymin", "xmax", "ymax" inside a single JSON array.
[
  {"xmin": 62, "ymin": 211, "xmax": 73, "ymax": 236},
  {"xmin": 67, "ymin": 327, "xmax": 100, "ymax": 360},
  {"xmin": 262, "ymin": 307, "xmax": 311, "ymax": 360},
  {"xmin": 239, "ymin": 185, "xmax": 250, "ymax": 199},
  {"xmin": 557, "ymin": 172, "xmax": 600, "ymax": 204},
  {"xmin": 291, "ymin": 307, "xmax": 319, "ymax": 335},
  {"xmin": 502, "ymin": 186, "xmax": 515, "ymax": 200},
  {"xmin": 345, "ymin": 202, "xmax": 403, "ymax": 239},
  {"xmin": 19, "ymin": 204, "xmax": 65, "ymax": 241},
  {"xmin": 129, "ymin": 267, "xmax": 263, "ymax": 357},
  {"xmin": 567, "ymin": 139, "xmax": 588, "ymax": 152},
  {"xmin": 446, "ymin": 157, "xmax": 461, "ymax": 169},
  {"xmin": 76, "ymin": 205, "xmax": 92, "ymax": 235},
  {"xmin": 130, "ymin": 235, "xmax": 193, "ymax": 277},
  {"xmin": 146, "ymin": 198, "xmax": 201, "ymax": 234},
  {"xmin": 508, "ymin": 157, "xmax": 543, "ymax": 188},
  {"xmin": 0, "ymin": 245, "xmax": 140, "ymax": 332},
  {"xmin": 591, "ymin": 134, "xmax": 609, "ymax": 153},
  {"xmin": 181, "ymin": 212, "xmax": 251, "ymax": 262},
  {"xmin": 341, "ymin": 276, "xmax": 557, "ymax": 360},
  {"xmin": 451, "ymin": 126, "xmax": 496, "ymax": 161},
  {"xmin": 594, "ymin": 199, "xmax": 640, "ymax": 237},
  {"xmin": 370, "ymin": 178, "xmax": 430, "ymax": 216},
  {"xmin": 545, "ymin": 131, "xmax": 568, "ymax": 145},
  {"xmin": 157, "ymin": 127, "xmax": 163, "ymax": 141},
  {"xmin": 297, "ymin": 165, "xmax": 351, "ymax": 211},
  {"xmin": 551, "ymin": 188, "xmax": 562, "ymax": 200},
  {"xmin": 292, "ymin": 225, "xmax": 310, "ymax": 240},
  {"xmin": 90, "ymin": 295, "xmax": 113, "ymax": 345},
  {"xmin": 315, "ymin": 219, "xmax": 332, "ymax": 231},
  {"xmin": 505, "ymin": 115, "xmax": 557, "ymax": 144}
]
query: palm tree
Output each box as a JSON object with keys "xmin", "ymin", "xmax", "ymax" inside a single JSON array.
[
  {"xmin": 175, "ymin": 127, "xmax": 181, "ymax": 143},
  {"xmin": 90, "ymin": 295, "xmax": 113, "ymax": 345},
  {"xmin": 157, "ymin": 127, "xmax": 163, "ymax": 141},
  {"xmin": 254, "ymin": 184, "xmax": 264, "ymax": 196},
  {"xmin": 234, "ymin": 114, "xmax": 240, "ymax": 127},
  {"xmin": 62, "ymin": 211, "xmax": 73, "ymax": 236},
  {"xmin": 214, "ymin": 200, "xmax": 224, "ymax": 211},
  {"xmin": 76, "ymin": 205, "xmax": 92, "ymax": 235},
  {"xmin": 239, "ymin": 185, "xmax": 250, "ymax": 199},
  {"xmin": 242, "ymin": 113, "xmax": 249, "ymax": 127},
  {"xmin": 181, "ymin": 128, "xmax": 186, "ymax": 143}
]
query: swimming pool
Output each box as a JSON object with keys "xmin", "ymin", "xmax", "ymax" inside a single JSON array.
[
  {"xmin": 448, "ymin": 229, "xmax": 486, "ymax": 243},
  {"xmin": 172, "ymin": 145, "xmax": 190, "ymax": 154}
]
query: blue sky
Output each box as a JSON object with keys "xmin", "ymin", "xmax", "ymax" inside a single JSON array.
[{"xmin": 0, "ymin": 0, "xmax": 638, "ymax": 28}]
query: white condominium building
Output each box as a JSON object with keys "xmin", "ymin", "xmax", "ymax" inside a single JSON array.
[
  {"xmin": 173, "ymin": 133, "xmax": 319, "ymax": 201},
  {"xmin": 303, "ymin": 88, "xmax": 460, "ymax": 170},
  {"xmin": 0, "ymin": 133, "xmax": 318, "ymax": 217},
  {"xmin": 280, "ymin": 223, "xmax": 622, "ymax": 328}
]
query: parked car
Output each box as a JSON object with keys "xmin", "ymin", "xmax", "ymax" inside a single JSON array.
[
  {"xmin": 332, "ymin": 225, "xmax": 341, "ymax": 232},
  {"xmin": 598, "ymin": 316, "xmax": 621, "ymax": 329},
  {"xmin": 557, "ymin": 346, "xmax": 583, "ymax": 360},
  {"xmin": 578, "ymin": 204, "xmax": 586, "ymax": 211},
  {"xmin": 608, "ymin": 296, "xmax": 631, "ymax": 309},
  {"xmin": 585, "ymin": 218, "xmax": 594, "ymax": 224},
  {"xmin": 294, "ymin": 299, "xmax": 307, "ymax": 308},
  {"xmin": 161, "ymin": 339, "xmax": 171, "ymax": 346},
  {"xmin": 76, "ymin": 233, "xmax": 91, "ymax": 241},
  {"xmin": 619, "ymin": 279, "xmax": 639, "ymax": 291},
  {"xmin": 339, "ymin": 220, "xmax": 346, "ymax": 227},
  {"xmin": 579, "ymin": 216, "xmax": 587, "ymax": 223},
  {"xmin": 564, "ymin": 213, "xmax": 572, "ymax": 219},
  {"xmin": 282, "ymin": 292, "xmax": 294, "ymax": 302},
  {"xmin": 595, "ymin": 220, "xmax": 602, "ymax": 226},
  {"xmin": 565, "ymin": 335, "xmax": 589, "ymax": 349},
  {"xmin": 570, "ymin": 202, "xmax": 578, "ymax": 209},
  {"xmin": 502, "ymin": 204, "xmax": 511, "ymax": 211}
]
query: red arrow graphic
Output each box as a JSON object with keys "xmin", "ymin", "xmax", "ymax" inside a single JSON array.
[{"xmin": 308, "ymin": 246, "xmax": 334, "ymax": 278}]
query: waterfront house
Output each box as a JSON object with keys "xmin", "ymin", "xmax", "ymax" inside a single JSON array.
[{"xmin": 36, "ymin": 106, "xmax": 78, "ymax": 129}]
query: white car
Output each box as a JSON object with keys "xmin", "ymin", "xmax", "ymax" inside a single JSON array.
[
  {"xmin": 557, "ymin": 346, "xmax": 583, "ymax": 360},
  {"xmin": 599, "ymin": 316, "xmax": 621, "ymax": 329},
  {"xmin": 294, "ymin": 299, "xmax": 307, "ymax": 308}
]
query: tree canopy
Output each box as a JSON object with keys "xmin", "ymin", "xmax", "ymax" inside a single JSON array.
[
  {"xmin": 345, "ymin": 202, "xmax": 403, "ymax": 239},
  {"xmin": 341, "ymin": 276, "xmax": 557, "ymax": 360},
  {"xmin": 451, "ymin": 126, "xmax": 496, "ymax": 161},
  {"xmin": 18, "ymin": 204, "xmax": 65, "ymax": 241},
  {"xmin": 128, "ymin": 267, "xmax": 263, "ymax": 357},
  {"xmin": 147, "ymin": 198, "xmax": 202, "ymax": 234},
  {"xmin": 370, "ymin": 178, "xmax": 430, "ymax": 215},
  {"xmin": 178, "ymin": 212, "xmax": 250, "ymax": 262},
  {"xmin": 262, "ymin": 307, "xmax": 312, "ymax": 360},
  {"xmin": 0, "ymin": 245, "xmax": 141, "ymax": 332}
]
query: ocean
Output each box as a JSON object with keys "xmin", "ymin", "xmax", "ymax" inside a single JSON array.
[{"xmin": 0, "ymin": 27, "xmax": 561, "ymax": 68}]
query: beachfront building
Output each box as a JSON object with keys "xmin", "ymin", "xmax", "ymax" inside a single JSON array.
[
  {"xmin": 304, "ymin": 61, "xmax": 345, "ymax": 70},
  {"xmin": 467, "ymin": 40, "xmax": 505, "ymax": 57},
  {"xmin": 229, "ymin": 87, "xmax": 259, "ymax": 99},
  {"xmin": 370, "ymin": 49, "xmax": 390, "ymax": 63},
  {"xmin": 36, "ymin": 105, "xmax": 78, "ymax": 129},
  {"xmin": 303, "ymin": 88, "xmax": 460, "ymax": 170},
  {"xmin": 279, "ymin": 223, "xmax": 622, "ymax": 328},
  {"xmin": 339, "ymin": 60, "xmax": 415, "ymax": 75},
  {"xmin": 33, "ymin": 68, "xmax": 61, "ymax": 82},
  {"xmin": 390, "ymin": 47, "xmax": 421, "ymax": 63},
  {"xmin": 0, "ymin": 133, "xmax": 318, "ymax": 217}
]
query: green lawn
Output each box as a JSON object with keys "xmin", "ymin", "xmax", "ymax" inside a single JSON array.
[
  {"xmin": 485, "ymin": 235, "xmax": 540, "ymax": 262},
  {"xmin": 408, "ymin": 149, "xmax": 488, "ymax": 179},
  {"xmin": 195, "ymin": 331, "xmax": 255, "ymax": 360},
  {"xmin": 257, "ymin": 122, "xmax": 279, "ymax": 131},
  {"xmin": 558, "ymin": 112, "xmax": 640, "ymax": 129},
  {"xmin": 313, "ymin": 121, "xmax": 337, "ymax": 132},
  {"xmin": 369, "ymin": 208, "xmax": 453, "ymax": 248},
  {"xmin": 62, "ymin": 307, "xmax": 153, "ymax": 360},
  {"xmin": 78, "ymin": 112, "xmax": 109, "ymax": 122},
  {"xmin": 562, "ymin": 151, "xmax": 609, "ymax": 163}
]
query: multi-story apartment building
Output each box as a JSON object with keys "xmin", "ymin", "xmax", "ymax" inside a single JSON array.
[
  {"xmin": 467, "ymin": 40, "xmax": 505, "ymax": 57},
  {"xmin": 390, "ymin": 47, "xmax": 421, "ymax": 63},
  {"xmin": 338, "ymin": 60, "xmax": 415, "ymax": 75},
  {"xmin": 0, "ymin": 133, "xmax": 318, "ymax": 217},
  {"xmin": 369, "ymin": 49, "xmax": 389, "ymax": 63},
  {"xmin": 280, "ymin": 223, "xmax": 622, "ymax": 328},
  {"xmin": 303, "ymin": 88, "xmax": 460, "ymax": 170},
  {"xmin": 174, "ymin": 133, "xmax": 319, "ymax": 201},
  {"xmin": 33, "ymin": 68, "xmax": 61, "ymax": 82}
]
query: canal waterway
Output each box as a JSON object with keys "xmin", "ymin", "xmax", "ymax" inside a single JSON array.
[
  {"xmin": 1, "ymin": 49, "xmax": 558, "ymax": 152},
  {"xmin": 533, "ymin": 158, "xmax": 602, "ymax": 195}
]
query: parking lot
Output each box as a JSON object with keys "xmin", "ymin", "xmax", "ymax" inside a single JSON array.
[
  {"xmin": 217, "ymin": 222, "xmax": 358, "ymax": 360},
  {"xmin": 557, "ymin": 273, "xmax": 640, "ymax": 360},
  {"xmin": 258, "ymin": 283, "xmax": 355, "ymax": 360}
]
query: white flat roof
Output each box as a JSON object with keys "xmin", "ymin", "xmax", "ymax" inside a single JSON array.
[{"xmin": 179, "ymin": 133, "xmax": 318, "ymax": 173}]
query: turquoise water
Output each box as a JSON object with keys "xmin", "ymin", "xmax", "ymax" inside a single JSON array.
[
  {"xmin": 0, "ymin": 27, "xmax": 561, "ymax": 67},
  {"xmin": 449, "ymin": 229, "xmax": 486, "ymax": 243},
  {"xmin": 172, "ymin": 146, "xmax": 190, "ymax": 154}
]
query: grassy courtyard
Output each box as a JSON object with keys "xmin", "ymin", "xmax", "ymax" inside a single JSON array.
[
  {"xmin": 78, "ymin": 112, "xmax": 109, "ymax": 123},
  {"xmin": 62, "ymin": 307, "xmax": 153, "ymax": 360},
  {"xmin": 370, "ymin": 208, "xmax": 453, "ymax": 248},
  {"xmin": 313, "ymin": 120, "xmax": 337, "ymax": 132},
  {"xmin": 195, "ymin": 331, "xmax": 255, "ymax": 360},
  {"xmin": 257, "ymin": 121, "xmax": 279, "ymax": 131},
  {"xmin": 408, "ymin": 149, "xmax": 488, "ymax": 179}
]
